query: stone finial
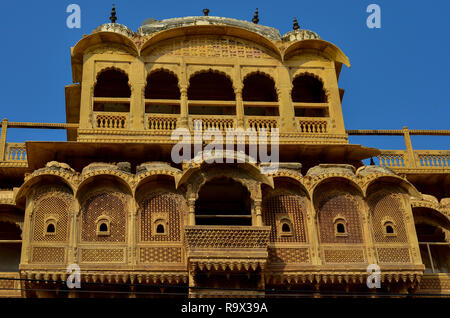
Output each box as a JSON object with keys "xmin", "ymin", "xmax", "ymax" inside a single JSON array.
[
  {"xmin": 293, "ymin": 18, "xmax": 300, "ymax": 30},
  {"xmin": 110, "ymin": 4, "xmax": 117, "ymax": 23},
  {"xmin": 370, "ymin": 157, "xmax": 375, "ymax": 165},
  {"xmin": 203, "ymin": 8, "xmax": 210, "ymax": 16},
  {"xmin": 252, "ymin": 8, "xmax": 259, "ymax": 24}
]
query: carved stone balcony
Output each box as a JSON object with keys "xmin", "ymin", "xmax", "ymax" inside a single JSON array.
[
  {"xmin": 184, "ymin": 225, "xmax": 271, "ymax": 272},
  {"xmin": 245, "ymin": 116, "xmax": 279, "ymax": 133}
]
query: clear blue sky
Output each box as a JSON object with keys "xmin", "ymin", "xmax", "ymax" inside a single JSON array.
[{"xmin": 0, "ymin": 0, "xmax": 449, "ymax": 151}]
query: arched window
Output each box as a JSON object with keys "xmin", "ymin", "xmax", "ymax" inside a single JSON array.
[
  {"xmin": 145, "ymin": 70, "xmax": 181, "ymax": 100},
  {"xmin": 188, "ymin": 71, "xmax": 235, "ymax": 101},
  {"xmin": 243, "ymin": 73, "xmax": 279, "ymax": 116},
  {"xmin": 94, "ymin": 69, "xmax": 131, "ymax": 113},
  {"xmin": 94, "ymin": 69, "xmax": 131, "ymax": 98},
  {"xmin": 383, "ymin": 221, "xmax": 396, "ymax": 236},
  {"xmin": 243, "ymin": 73, "xmax": 278, "ymax": 102},
  {"xmin": 99, "ymin": 223, "xmax": 108, "ymax": 232},
  {"xmin": 195, "ymin": 178, "xmax": 251, "ymax": 226},
  {"xmin": 46, "ymin": 223, "xmax": 56, "ymax": 234},
  {"xmin": 292, "ymin": 74, "xmax": 328, "ymax": 117},
  {"xmin": 291, "ymin": 74, "xmax": 327, "ymax": 103},
  {"xmin": 334, "ymin": 217, "xmax": 348, "ymax": 236},
  {"xmin": 282, "ymin": 223, "xmax": 291, "ymax": 233},
  {"xmin": 156, "ymin": 224, "xmax": 165, "ymax": 234}
]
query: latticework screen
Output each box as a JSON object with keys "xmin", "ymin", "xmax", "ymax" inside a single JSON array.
[
  {"xmin": 368, "ymin": 190, "xmax": 408, "ymax": 243},
  {"xmin": 81, "ymin": 191, "xmax": 127, "ymax": 242},
  {"xmin": 317, "ymin": 192, "xmax": 363, "ymax": 244},
  {"xmin": 139, "ymin": 192, "xmax": 182, "ymax": 242},
  {"xmin": 263, "ymin": 194, "xmax": 308, "ymax": 243},
  {"xmin": 32, "ymin": 186, "xmax": 73, "ymax": 242}
]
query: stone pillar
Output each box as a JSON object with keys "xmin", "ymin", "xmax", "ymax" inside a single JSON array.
[
  {"xmin": 276, "ymin": 67, "xmax": 296, "ymax": 133},
  {"xmin": 254, "ymin": 199, "xmax": 263, "ymax": 226},
  {"xmin": 67, "ymin": 200, "xmax": 80, "ymax": 264},
  {"xmin": 20, "ymin": 197, "xmax": 34, "ymax": 265},
  {"xmin": 179, "ymin": 86, "xmax": 189, "ymax": 128},
  {"xmin": 79, "ymin": 57, "xmax": 95, "ymax": 130},
  {"xmin": 129, "ymin": 200, "xmax": 138, "ymax": 266},
  {"xmin": 307, "ymin": 201, "xmax": 322, "ymax": 265},
  {"xmin": 323, "ymin": 67, "xmax": 346, "ymax": 135},
  {"xmin": 0, "ymin": 118, "xmax": 7, "ymax": 161},
  {"xmin": 188, "ymin": 198, "xmax": 196, "ymax": 226},
  {"xmin": 361, "ymin": 201, "xmax": 377, "ymax": 265},
  {"xmin": 129, "ymin": 59, "xmax": 145, "ymax": 130},
  {"xmin": 235, "ymin": 88, "xmax": 245, "ymax": 129},
  {"xmin": 403, "ymin": 127, "xmax": 417, "ymax": 168}
]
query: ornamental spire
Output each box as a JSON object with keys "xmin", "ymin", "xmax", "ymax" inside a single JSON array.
[
  {"xmin": 110, "ymin": 4, "xmax": 117, "ymax": 23},
  {"xmin": 293, "ymin": 18, "xmax": 300, "ymax": 30},
  {"xmin": 252, "ymin": 8, "xmax": 259, "ymax": 24}
]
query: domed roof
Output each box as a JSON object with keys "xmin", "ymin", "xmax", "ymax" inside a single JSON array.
[{"xmin": 137, "ymin": 16, "xmax": 282, "ymax": 41}]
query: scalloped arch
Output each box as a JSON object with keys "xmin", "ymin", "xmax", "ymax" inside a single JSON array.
[
  {"xmin": 364, "ymin": 175, "xmax": 421, "ymax": 199},
  {"xmin": 291, "ymin": 71, "xmax": 330, "ymax": 103}
]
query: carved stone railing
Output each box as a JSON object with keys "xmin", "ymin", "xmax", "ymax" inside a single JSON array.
[
  {"xmin": 146, "ymin": 114, "xmax": 178, "ymax": 131},
  {"xmin": 297, "ymin": 117, "xmax": 329, "ymax": 134},
  {"xmin": 4, "ymin": 143, "xmax": 26, "ymax": 162},
  {"xmin": 377, "ymin": 150, "xmax": 450, "ymax": 172},
  {"xmin": 190, "ymin": 115, "xmax": 236, "ymax": 133},
  {"xmin": 377, "ymin": 150, "xmax": 407, "ymax": 167},
  {"xmin": 246, "ymin": 116, "xmax": 279, "ymax": 133},
  {"xmin": 94, "ymin": 112, "xmax": 128, "ymax": 129},
  {"xmin": 416, "ymin": 151, "xmax": 450, "ymax": 168}
]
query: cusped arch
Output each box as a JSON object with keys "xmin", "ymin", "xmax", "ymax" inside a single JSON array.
[
  {"xmin": 135, "ymin": 173, "xmax": 179, "ymax": 197},
  {"xmin": 283, "ymin": 39, "xmax": 351, "ymax": 67},
  {"xmin": 139, "ymin": 25, "xmax": 282, "ymax": 60},
  {"xmin": 145, "ymin": 67, "xmax": 181, "ymax": 100},
  {"xmin": 291, "ymin": 71, "xmax": 329, "ymax": 103},
  {"xmin": 242, "ymin": 71, "xmax": 279, "ymax": 102},
  {"xmin": 94, "ymin": 66, "xmax": 132, "ymax": 98},
  {"xmin": 187, "ymin": 68, "xmax": 236, "ymax": 98}
]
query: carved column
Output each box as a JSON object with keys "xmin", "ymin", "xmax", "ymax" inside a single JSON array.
[
  {"xmin": 254, "ymin": 199, "xmax": 263, "ymax": 226},
  {"xmin": 188, "ymin": 198, "xmax": 196, "ymax": 226},
  {"xmin": 307, "ymin": 200, "xmax": 322, "ymax": 265},
  {"xmin": 235, "ymin": 88, "xmax": 245, "ymax": 129},
  {"xmin": 79, "ymin": 57, "xmax": 95, "ymax": 130},
  {"xmin": 20, "ymin": 196, "xmax": 34, "ymax": 265},
  {"xmin": 179, "ymin": 86, "xmax": 189, "ymax": 128},
  {"xmin": 129, "ymin": 197, "xmax": 138, "ymax": 266},
  {"xmin": 276, "ymin": 67, "xmax": 296, "ymax": 133},
  {"xmin": 361, "ymin": 201, "xmax": 377, "ymax": 265},
  {"xmin": 129, "ymin": 59, "xmax": 145, "ymax": 130},
  {"xmin": 68, "ymin": 199, "xmax": 80, "ymax": 264}
]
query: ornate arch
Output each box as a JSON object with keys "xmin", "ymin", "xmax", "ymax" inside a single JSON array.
[
  {"xmin": 291, "ymin": 71, "xmax": 330, "ymax": 103},
  {"xmin": 187, "ymin": 67, "xmax": 236, "ymax": 91},
  {"xmin": 94, "ymin": 66, "xmax": 132, "ymax": 93}
]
